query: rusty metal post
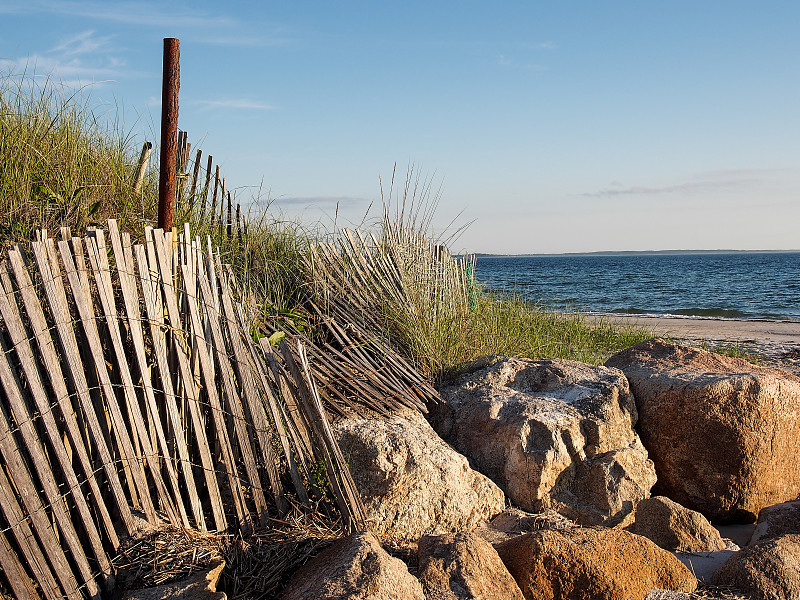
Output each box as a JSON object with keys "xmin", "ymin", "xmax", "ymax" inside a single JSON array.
[{"xmin": 158, "ymin": 37, "xmax": 180, "ymax": 231}]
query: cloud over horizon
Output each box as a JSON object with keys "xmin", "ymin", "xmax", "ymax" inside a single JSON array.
[{"xmin": 583, "ymin": 177, "xmax": 759, "ymax": 198}]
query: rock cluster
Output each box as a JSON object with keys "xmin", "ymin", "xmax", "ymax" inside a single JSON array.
[
  {"xmin": 333, "ymin": 409, "xmax": 505, "ymax": 542},
  {"xmin": 495, "ymin": 527, "xmax": 697, "ymax": 600},
  {"xmin": 129, "ymin": 340, "xmax": 800, "ymax": 600},
  {"xmin": 607, "ymin": 338, "xmax": 800, "ymax": 523},
  {"xmin": 433, "ymin": 357, "xmax": 656, "ymax": 527}
]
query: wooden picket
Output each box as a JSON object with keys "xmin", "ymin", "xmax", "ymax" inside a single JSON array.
[{"xmin": 0, "ymin": 220, "xmax": 366, "ymax": 599}]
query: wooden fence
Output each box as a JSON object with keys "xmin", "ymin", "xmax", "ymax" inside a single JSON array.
[
  {"xmin": 0, "ymin": 221, "xmax": 364, "ymax": 600},
  {"xmin": 174, "ymin": 133, "xmax": 246, "ymax": 240}
]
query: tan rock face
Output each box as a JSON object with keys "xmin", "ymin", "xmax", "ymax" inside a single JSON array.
[
  {"xmin": 280, "ymin": 531, "xmax": 424, "ymax": 600},
  {"xmin": 631, "ymin": 496, "xmax": 726, "ymax": 552},
  {"xmin": 417, "ymin": 532, "xmax": 524, "ymax": 600},
  {"xmin": 712, "ymin": 533, "xmax": 800, "ymax": 600},
  {"xmin": 750, "ymin": 500, "xmax": 800, "ymax": 545},
  {"xmin": 434, "ymin": 358, "xmax": 656, "ymax": 526},
  {"xmin": 606, "ymin": 338, "xmax": 800, "ymax": 523},
  {"xmin": 333, "ymin": 410, "xmax": 505, "ymax": 542},
  {"xmin": 495, "ymin": 527, "xmax": 697, "ymax": 600}
]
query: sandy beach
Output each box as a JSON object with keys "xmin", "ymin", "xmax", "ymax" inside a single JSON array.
[
  {"xmin": 591, "ymin": 315, "xmax": 800, "ymax": 374},
  {"xmin": 600, "ymin": 315, "xmax": 800, "ymax": 347}
]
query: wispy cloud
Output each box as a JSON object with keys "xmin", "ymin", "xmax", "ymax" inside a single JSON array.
[
  {"xmin": 51, "ymin": 30, "xmax": 113, "ymax": 56},
  {"xmin": 497, "ymin": 54, "xmax": 547, "ymax": 72},
  {"xmin": 0, "ymin": 30, "xmax": 133, "ymax": 88},
  {"xmin": 194, "ymin": 99, "xmax": 276, "ymax": 111},
  {"xmin": 0, "ymin": 1, "xmax": 289, "ymax": 47},
  {"xmin": 583, "ymin": 178, "xmax": 759, "ymax": 198},
  {"xmin": 0, "ymin": 1, "xmax": 231, "ymax": 28},
  {"xmin": 270, "ymin": 196, "xmax": 370, "ymax": 206}
]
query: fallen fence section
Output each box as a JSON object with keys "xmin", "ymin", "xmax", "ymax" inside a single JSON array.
[{"xmin": 0, "ymin": 220, "xmax": 364, "ymax": 600}]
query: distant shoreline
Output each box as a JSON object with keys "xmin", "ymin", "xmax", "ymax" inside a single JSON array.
[{"xmin": 474, "ymin": 249, "xmax": 800, "ymax": 258}]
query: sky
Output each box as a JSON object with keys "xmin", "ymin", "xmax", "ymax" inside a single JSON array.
[{"xmin": 1, "ymin": 1, "xmax": 799, "ymax": 254}]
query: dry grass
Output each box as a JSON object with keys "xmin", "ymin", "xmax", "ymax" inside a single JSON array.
[
  {"xmin": 220, "ymin": 508, "xmax": 341, "ymax": 600},
  {"xmin": 112, "ymin": 526, "xmax": 227, "ymax": 589}
]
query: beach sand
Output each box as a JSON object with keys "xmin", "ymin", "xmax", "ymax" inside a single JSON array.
[
  {"xmin": 591, "ymin": 315, "xmax": 800, "ymax": 374},
  {"xmin": 600, "ymin": 315, "xmax": 800, "ymax": 347}
]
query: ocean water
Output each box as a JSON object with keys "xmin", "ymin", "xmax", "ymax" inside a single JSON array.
[{"xmin": 474, "ymin": 252, "xmax": 800, "ymax": 321}]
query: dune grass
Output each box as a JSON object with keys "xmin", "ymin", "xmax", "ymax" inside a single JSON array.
[
  {"xmin": 426, "ymin": 292, "xmax": 655, "ymax": 379},
  {"xmin": 0, "ymin": 72, "xmax": 157, "ymax": 241},
  {"xmin": 0, "ymin": 71, "xmax": 652, "ymax": 381},
  {"xmin": 0, "ymin": 71, "xmax": 311, "ymax": 312},
  {"xmin": 371, "ymin": 223, "xmax": 652, "ymax": 379}
]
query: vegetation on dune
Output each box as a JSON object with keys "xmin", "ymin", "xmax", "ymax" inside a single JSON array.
[
  {"xmin": 0, "ymin": 70, "xmax": 310, "ymax": 311},
  {"xmin": 0, "ymin": 72, "xmax": 652, "ymax": 382},
  {"xmin": 0, "ymin": 72, "xmax": 156, "ymax": 240}
]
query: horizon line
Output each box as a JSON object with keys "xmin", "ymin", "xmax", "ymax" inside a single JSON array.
[{"xmin": 470, "ymin": 249, "xmax": 800, "ymax": 257}]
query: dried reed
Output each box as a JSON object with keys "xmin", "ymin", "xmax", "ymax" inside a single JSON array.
[{"xmin": 112, "ymin": 526, "xmax": 227, "ymax": 589}]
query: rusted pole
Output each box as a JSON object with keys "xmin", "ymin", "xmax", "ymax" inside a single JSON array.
[{"xmin": 158, "ymin": 37, "xmax": 180, "ymax": 232}]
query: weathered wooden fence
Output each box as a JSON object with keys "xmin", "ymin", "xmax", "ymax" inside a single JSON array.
[{"xmin": 0, "ymin": 221, "xmax": 364, "ymax": 599}]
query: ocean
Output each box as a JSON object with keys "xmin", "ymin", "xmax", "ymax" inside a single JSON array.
[{"xmin": 474, "ymin": 252, "xmax": 800, "ymax": 322}]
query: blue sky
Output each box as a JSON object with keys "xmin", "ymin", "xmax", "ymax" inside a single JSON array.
[{"xmin": 1, "ymin": 1, "xmax": 799, "ymax": 253}]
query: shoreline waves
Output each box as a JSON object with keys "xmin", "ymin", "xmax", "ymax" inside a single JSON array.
[{"xmin": 475, "ymin": 252, "xmax": 800, "ymax": 323}]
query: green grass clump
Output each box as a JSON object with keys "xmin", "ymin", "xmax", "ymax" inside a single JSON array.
[
  {"xmin": 434, "ymin": 292, "xmax": 654, "ymax": 376},
  {"xmin": 377, "ymin": 251, "xmax": 653, "ymax": 379},
  {"xmin": 0, "ymin": 71, "xmax": 309, "ymax": 310},
  {"xmin": 0, "ymin": 71, "xmax": 160, "ymax": 241},
  {"xmin": 318, "ymin": 182, "xmax": 654, "ymax": 380}
]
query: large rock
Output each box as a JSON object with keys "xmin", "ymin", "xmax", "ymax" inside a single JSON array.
[
  {"xmin": 750, "ymin": 500, "xmax": 800, "ymax": 545},
  {"xmin": 606, "ymin": 338, "xmax": 800, "ymax": 523},
  {"xmin": 712, "ymin": 533, "xmax": 800, "ymax": 600},
  {"xmin": 434, "ymin": 357, "xmax": 656, "ymax": 526},
  {"xmin": 333, "ymin": 410, "xmax": 505, "ymax": 542},
  {"xmin": 631, "ymin": 496, "xmax": 726, "ymax": 552},
  {"xmin": 280, "ymin": 530, "xmax": 424, "ymax": 600},
  {"xmin": 495, "ymin": 527, "xmax": 697, "ymax": 600},
  {"xmin": 417, "ymin": 532, "xmax": 524, "ymax": 600}
]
